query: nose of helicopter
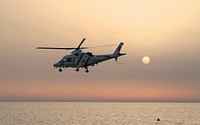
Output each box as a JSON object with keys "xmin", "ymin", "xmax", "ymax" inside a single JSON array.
[{"xmin": 53, "ymin": 62, "xmax": 60, "ymax": 67}]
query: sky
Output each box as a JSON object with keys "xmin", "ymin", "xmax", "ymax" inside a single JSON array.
[{"xmin": 0, "ymin": 0, "xmax": 200, "ymax": 102}]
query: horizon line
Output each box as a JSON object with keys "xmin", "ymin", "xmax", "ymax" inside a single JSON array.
[{"xmin": 0, "ymin": 100, "xmax": 199, "ymax": 103}]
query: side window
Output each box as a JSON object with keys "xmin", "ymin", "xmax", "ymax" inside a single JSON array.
[
  {"xmin": 75, "ymin": 53, "xmax": 79, "ymax": 56},
  {"xmin": 67, "ymin": 57, "xmax": 72, "ymax": 62}
]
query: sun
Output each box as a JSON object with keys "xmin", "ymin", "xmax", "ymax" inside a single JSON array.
[{"xmin": 142, "ymin": 56, "xmax": 150, "ymax": 64}]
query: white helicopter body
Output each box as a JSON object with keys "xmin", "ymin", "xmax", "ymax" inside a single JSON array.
[{"xmin": 37, "ymin": 38, "xmax": 126, "ymax": 73}]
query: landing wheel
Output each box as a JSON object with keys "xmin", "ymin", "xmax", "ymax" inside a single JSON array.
[
  {"xmin": 85, "ymin": 69, "xmax": 89, "ymax": 73},
  {"xmin": 76, "ymin": 68, "xmax": 79, "ymax": 72},
  {"xmin": 59, "ymin": 68, "xmax": 62, "ymax": 72}
]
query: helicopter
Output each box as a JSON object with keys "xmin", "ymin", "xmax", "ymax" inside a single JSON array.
[{"xmin": 36, "ymin": 38, "xmax": 126, "ymax": 73}]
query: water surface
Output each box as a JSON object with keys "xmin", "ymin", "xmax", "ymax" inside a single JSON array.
[{"xmin": 0, "ymin": 102, "xmax": 199, "ymax": 125}]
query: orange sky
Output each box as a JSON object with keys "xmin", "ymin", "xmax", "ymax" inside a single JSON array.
[
  {"xmin": 0, "ymin": 0, "xmax": 200, "ymax": 101},
  {"xmin": 0, "ymin": 79, "xmax": 199, "ymax": 101}
]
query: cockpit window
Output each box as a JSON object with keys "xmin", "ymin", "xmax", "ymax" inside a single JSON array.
[{"xmin": 59, "ymin": 58, "xmax": 65, "ymax": 63}]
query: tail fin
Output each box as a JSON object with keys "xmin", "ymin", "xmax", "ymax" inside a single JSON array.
[{"xmin": 113, "ymin": 42, "xmax": 126, "ymax": 61}]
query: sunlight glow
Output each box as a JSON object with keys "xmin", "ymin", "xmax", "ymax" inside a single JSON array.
[{"xmin": 142, "ymin": 56, "xmax": 150, "ymax": 64}]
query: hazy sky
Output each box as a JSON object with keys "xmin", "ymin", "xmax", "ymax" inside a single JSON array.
[{"xmin": 0, "ymin": 0, "xmax": 200, "ymax": 101}]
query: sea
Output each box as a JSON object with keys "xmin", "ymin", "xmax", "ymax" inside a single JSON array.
[{"xmin": 0, "ymin": 102, "xmax": 199, "ymax": 125}]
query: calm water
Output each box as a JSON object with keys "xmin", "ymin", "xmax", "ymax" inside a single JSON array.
[{"xmin": 0, "ymin": 102, "xmax": 199, "ymax": 125}]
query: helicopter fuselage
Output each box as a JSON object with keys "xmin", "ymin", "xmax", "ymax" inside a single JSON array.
[
  {"xmin": 53, "ymin": 52, "xmax": 114, "ymax": 68},
  {"xmin": 37, "ymin": 38, "xmax": 126, "ymax": 73},
  {"xmin": 53, "ymin": 42, "xmax": 126, "ymax": 72}
]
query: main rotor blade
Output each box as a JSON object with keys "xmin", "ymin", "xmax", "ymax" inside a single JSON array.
[
  {"xmin": 79, "ymin": 47, "xmax": 89, "ymax": 49},
  {"xmin": 36, "ymin": 47, "xmax": 76, "ymax": 50},
  {"xmin": 77, "ymin": 38, "xmax": 86, "ymax": 49},
  {"xmin": 87, "ymin": 44, "xmax": 118, "ymax": 48}
]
